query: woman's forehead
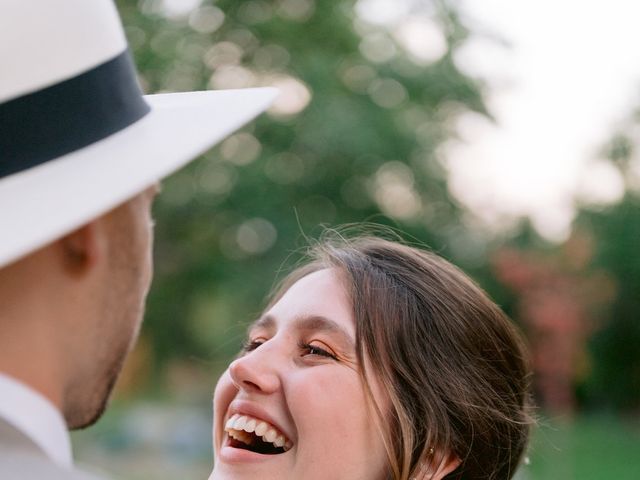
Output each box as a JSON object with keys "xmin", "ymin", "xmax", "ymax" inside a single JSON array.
[{"xmin": 256, "ymin": 268, "xmax": 355, "ymax": 337}]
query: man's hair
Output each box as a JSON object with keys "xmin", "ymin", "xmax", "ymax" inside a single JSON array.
[{"xmin": 266, "ymin": 233, "xmax": 534, "ymax": 480}]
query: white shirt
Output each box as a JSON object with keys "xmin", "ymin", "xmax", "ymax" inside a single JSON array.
[{"xmin": 0, "ymin": 373, "xmax": 72, "ymax": 467}]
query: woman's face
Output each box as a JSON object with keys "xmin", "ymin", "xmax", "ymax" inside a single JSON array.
[{"xmin": 210, "ymin": 268, "xmax": 389, "ymax": 480}]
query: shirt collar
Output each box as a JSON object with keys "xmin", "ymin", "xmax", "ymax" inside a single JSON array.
[{"xmin": 0, "ymin": 373, "xmax": 72, "ymax": 467}]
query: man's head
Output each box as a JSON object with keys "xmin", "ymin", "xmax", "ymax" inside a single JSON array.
[
  {"xmin": 62, "ymin": 185, "xmax": 159, "ymax": 428},
  {"xmin": 0, "ymin": 0, "xmax": 275, "ymax": 429},
  {"xmin": 0, "ymin": 185, "xmax": 158, "ymax": 428}
]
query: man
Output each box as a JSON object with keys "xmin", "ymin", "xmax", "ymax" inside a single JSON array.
[{"xmin": 0, "ymin": 0, "xmax": 275, "ymax": 478}]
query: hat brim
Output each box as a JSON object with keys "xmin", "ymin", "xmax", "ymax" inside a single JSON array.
[{"xmin": 0, "ymin": 87, "xmax": 277, "ymax": 268}]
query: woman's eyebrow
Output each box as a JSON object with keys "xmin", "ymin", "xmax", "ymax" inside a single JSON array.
[
  {"xmin": 247, "ymin": 314, "xmax": 276, "ymax": 334},
  {"xmin": 292, "ymin": 315, "xmax": 355, "ymax": 349},
  {"xmin": 248, "ymin": 314, "xmax": 355, "ymax": 349}
]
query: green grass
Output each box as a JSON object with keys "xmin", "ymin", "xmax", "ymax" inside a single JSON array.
[
  {"xmin": 517, "ymin": 414, "xmax": 640, "ymax": 480},
  {"xmin": 74, "ymin": 407, "xmax": 640, "ymax": 480}
]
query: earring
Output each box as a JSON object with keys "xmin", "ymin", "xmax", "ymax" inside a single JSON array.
[{"xmin": 410, "ymin": 448, "xmax": 436, "ymax": 480}]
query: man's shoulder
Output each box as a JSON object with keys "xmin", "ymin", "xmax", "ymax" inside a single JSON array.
[
  {"xmin": 0, "ymin": 448, "xmax": 109, "ymax": 479},
  {"xmin": 0, "ymin": 419, "xmax": 109, "ymax": 480},
  {"xmin": 0, "ymin": 383, "xmax": 108, "ymax": 479}
]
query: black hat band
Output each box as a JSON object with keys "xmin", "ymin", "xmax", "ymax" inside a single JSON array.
[{"xmin": 0, "ymin": 49, "xmax": 151, "ymax": 179}]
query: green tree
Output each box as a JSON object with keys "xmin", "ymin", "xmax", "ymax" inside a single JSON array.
[
  {"xmin": 116, "ymin": 0, "xmax": 487, "ymax": 373},
  {"xmin": 574, "ymin": 127, "xmax": 640, "ymax": 410}
]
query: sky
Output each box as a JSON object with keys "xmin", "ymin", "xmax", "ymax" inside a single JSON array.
[
  {"xmin": 444, "ymin": 0, "xmax": 640, "ymax": 240},
  {"xmin": 161, "ymin": 0, "xmax": 640, "ymax": 241}
]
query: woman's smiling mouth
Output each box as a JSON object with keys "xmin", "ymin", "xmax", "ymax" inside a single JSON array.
[{"xmin": 225, "ymin": 413, "xmax": 293, "ymax": 454}]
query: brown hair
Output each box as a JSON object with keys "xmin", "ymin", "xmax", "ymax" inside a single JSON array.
[{"xmin": 267, "ymin": 234, "xmax": 533, "ymax": 480}]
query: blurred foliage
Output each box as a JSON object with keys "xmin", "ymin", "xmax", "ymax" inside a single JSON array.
[
  {"xmin": 489, "ymin": 111, "xmax": 640, "ymax": 413},
  {"xmin": 115, "ymin": 0, "xmax": 488, "ymax": 375},
  {"xmin": 572, "ymin": 120, "xmax": 640, "ymax": 411}
]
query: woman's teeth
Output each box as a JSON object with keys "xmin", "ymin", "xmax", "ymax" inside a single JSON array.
[{"xmin": 225, "ymin": 414, "xmax": 293, "ymax": 451}]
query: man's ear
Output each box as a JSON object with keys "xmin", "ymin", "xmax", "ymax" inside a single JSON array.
[
  {"xmin": 413, "ymin": 450, "xmax": 461, "ymax": 480},
  {"xmin": 59, "ymin": 220, "xmax": 105, "ymax": 275}
]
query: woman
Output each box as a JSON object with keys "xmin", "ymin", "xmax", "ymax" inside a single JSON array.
[{"xmin": 210, "ymin": 235, "xmax": 533, "ymax": 480}]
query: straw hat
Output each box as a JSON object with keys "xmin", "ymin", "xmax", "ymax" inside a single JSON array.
[{"xmin": 0, "ymin": 0, "xmax": 276, "ymax": 268}]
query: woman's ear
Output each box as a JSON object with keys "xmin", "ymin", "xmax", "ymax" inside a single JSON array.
[{"xmin": 412, "ymin": 449, "xmax": 461, "ymax": 480}]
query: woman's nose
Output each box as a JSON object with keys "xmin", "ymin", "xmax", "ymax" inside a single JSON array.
[{"xmin": 228, "ymin": 344, "xmax": 281, "ymax": 394}]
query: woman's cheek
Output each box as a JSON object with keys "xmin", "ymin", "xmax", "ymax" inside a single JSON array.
[
  {"xmin": 213, "ymin": 370, "xmax": 237, "ymax": 450},
  {"xmin": 290, "ymin": 368, "xmax": 368, "ymax": 435}
]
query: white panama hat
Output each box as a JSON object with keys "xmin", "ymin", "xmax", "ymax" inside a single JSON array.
[{"xmin": 0, "ymin": 0, "xmax": 277, "ymax": 268}]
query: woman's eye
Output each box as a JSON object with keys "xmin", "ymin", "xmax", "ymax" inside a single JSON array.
[
  {"xmin": 299, "ymin": 341, "xmax": 337, "ymax": 360},
  {"xmin": 242, "ymin": 339, "xmax": 264, "ymax": 352}
]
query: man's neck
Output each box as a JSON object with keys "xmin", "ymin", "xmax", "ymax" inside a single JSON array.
[{"xmin": 0, "ymin": 318, "xmax": 64, "ymax": 411}]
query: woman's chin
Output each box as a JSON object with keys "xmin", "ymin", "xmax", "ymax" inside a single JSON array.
[
  {"xmin": 211, "ymin": 445, "xmax": 293, "ymax": 478},
  {"xmin": 220, "ymin": 443, "xmax": 291, "ymax": 463}
]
